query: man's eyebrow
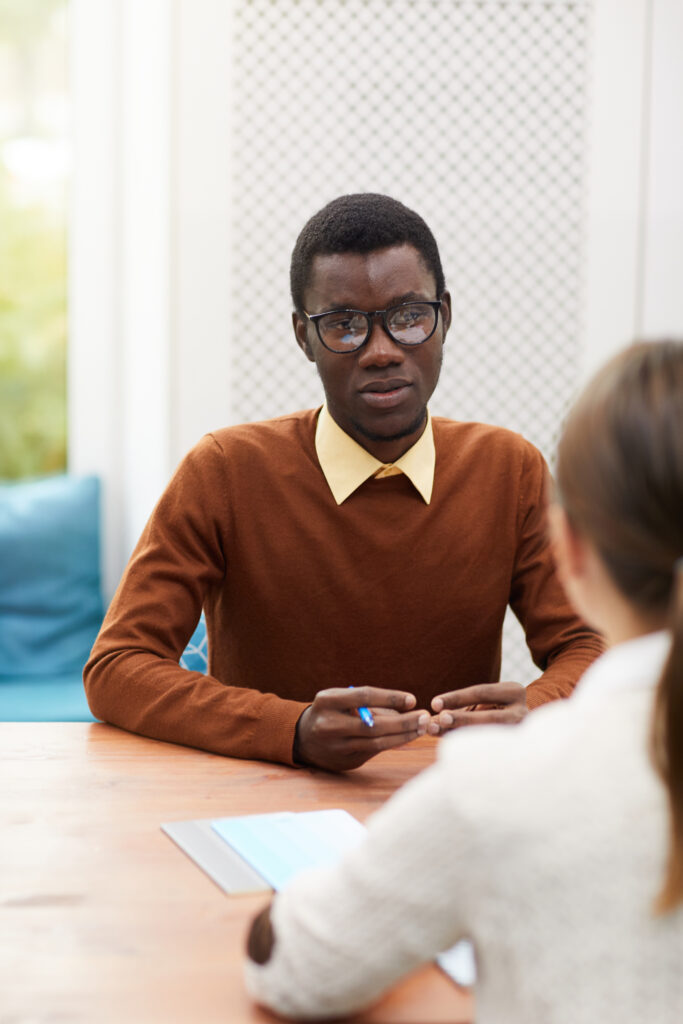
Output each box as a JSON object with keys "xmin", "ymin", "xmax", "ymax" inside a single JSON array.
[
  {"xmin": 384, "ymin": 291, "xmax": 434, "ymax": 307},
  {"xmin": 318, "ymin": 291, "xmax": 434, "ymax": 312}
]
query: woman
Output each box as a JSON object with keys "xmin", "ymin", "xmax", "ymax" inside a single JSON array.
[{"xmin": 245, "ymin": 340, "xmax": 683, "ymax": 1022}]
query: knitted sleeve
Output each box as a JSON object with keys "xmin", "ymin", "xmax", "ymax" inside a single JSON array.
[
  {"xmin": 245, "ymin": 755, "xmax": 473, "ymax": 1019},
  {"xmin": 83, "ymin": 434, "xmax": 308, "ymax": 764},
  {"xmin": 509, "ymin": 442, "xmax": 604, "ymax": 708}
]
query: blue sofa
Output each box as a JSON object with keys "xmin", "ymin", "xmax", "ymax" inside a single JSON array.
[
  {"xmin": 0, "ymin": 475, "xmax": 102, "ymax": 721},
  {"xmin": 0, "ymin": 473, "xmax": 208, "ymax": 722}
]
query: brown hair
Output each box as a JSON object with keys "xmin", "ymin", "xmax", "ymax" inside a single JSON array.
[{"xmin": 556, "ymin": 339, "xmax": 683, "ymax": 912}]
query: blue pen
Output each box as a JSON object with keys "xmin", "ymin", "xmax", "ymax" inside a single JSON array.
[{"xmin": 349, "ymin": 686, "xmax": 374, "ymax": 728}]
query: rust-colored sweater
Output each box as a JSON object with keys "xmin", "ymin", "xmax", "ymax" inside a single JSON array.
[{"xmin": 84, "ymin": 410, "xmax": 603, "ymax": 765}]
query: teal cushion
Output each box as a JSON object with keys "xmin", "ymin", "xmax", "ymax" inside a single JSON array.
[
  {"xmin": 0, "ymin": 475, "xmax": 104, "ymax": 677},
  {"xmin": 180, "ymin": 614, "xmax": 208, "ymax": 673},
  {"xmin": 0, "ymin": 673, "xmax": 96, "ymax": 722}
]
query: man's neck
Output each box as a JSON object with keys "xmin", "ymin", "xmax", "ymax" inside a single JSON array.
[{"xmin": 345, "ymin": 413, "xmax": 428, "ymax": 464}]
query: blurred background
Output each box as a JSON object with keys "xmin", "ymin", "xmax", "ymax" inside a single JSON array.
[
  {"xmin": 1, "ymin": 0, "xmax": 682, "ymax": 682},
  {"xmin": 0, "ymin": 1, "xmax": 68, "ymax": 479}
]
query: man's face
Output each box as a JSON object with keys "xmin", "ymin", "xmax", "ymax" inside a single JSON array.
[{"xmin": 293, "ymin": 244, "xmax": 451, "ymax": 462}]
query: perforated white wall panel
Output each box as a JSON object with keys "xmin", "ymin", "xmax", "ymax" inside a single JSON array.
[{"xmin": 230, "ymin": 0, "xmax": 592, "ymax": 684}]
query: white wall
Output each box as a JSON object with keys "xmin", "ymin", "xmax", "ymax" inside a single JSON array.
[
  {"xmin": 641, "ymin": 0, "xmax": 683, "ymax": 335},
  {"xmin": 173, "ymin": 0, "xmax": 234, "ymax": 458},
  {"xmin": 584, "ymin": 0, "xmax": 683, "ymax": 377},
  {"xmin": 583, "ymin": 0, "xmax": 651, "ymax": 379},
  {"xmin": 69, "ymin": 0, "xmax": 234, "ymax": 597}
]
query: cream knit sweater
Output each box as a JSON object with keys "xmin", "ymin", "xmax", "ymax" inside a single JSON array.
[{"xmin": 246, "ymin": 631, "xmax": 683, "ymax": 1022}]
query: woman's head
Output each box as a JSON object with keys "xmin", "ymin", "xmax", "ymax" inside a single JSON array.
[
  {"xmin": 555, "ymin": 339, "xmax": 683, "ymax": 621},
  {"xmin": 555, "ymin": 339, "xmax": 683, "ymax": 911}
]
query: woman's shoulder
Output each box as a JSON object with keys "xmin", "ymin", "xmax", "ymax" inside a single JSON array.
[{"xmin": 436, "ymin": 688, "xmax": 656, "ymax": 828}]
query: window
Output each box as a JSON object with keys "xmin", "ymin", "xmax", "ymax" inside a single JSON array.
[{"xmin": 0, "ymin": 0, "xmax": 69, "ymax": 478}]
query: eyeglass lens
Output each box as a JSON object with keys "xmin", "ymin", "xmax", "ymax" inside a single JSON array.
[{"xmin": 317, "ymin": 303, "xmax": 438, "ymax": 352}]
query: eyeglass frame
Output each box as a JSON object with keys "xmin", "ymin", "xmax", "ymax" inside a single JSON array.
[{"xmin": 302, "ymin": 299, "xmax": 445, "ymax": 354}]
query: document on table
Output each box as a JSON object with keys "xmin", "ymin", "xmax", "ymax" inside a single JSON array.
[
  {"xmin": 211, "ymin": 808, "xmax": 366, "ymax": 890},
  {"xmin": 162, "ymin": 806, "xmax": 476, "ymax": 988},
  {"xmin": 161, "ymin": 808, "xmax": 364, "ymax": 896}
]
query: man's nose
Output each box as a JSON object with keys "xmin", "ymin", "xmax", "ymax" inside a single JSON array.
[{"xmin": 357, "ymin": 316, "xmax": 404, "ymax": 366}]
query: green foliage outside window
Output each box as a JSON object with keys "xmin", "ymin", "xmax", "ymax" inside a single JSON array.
[
  {"xmin": 0, "ymin": 0, "xmax": 68, "ymax": 479},
  {"xmin": 0, "ymin": 178, "xmax": 67, "ymax": 477}
]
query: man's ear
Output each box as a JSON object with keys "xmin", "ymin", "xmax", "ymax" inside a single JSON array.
[
  {"xmin": 293, "ymin": 311, "xmax": 315, "ymax": 362},
  {"xmin": 440, "ymin": 290, "xmax": 452, "ymax": 339}
]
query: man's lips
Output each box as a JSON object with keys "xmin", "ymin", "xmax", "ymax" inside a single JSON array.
[
  {"xmin": 358, "ymin": 379, "xmax": 412, "ymax": 409},
  {"xmin": 359, "ymin": 378, "xmax": 412, "ymax": 394}
]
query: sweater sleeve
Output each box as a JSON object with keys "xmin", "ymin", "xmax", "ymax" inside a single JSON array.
[
  {"xmin": 83, "ymin": 435, "xmax": 308, "ymax": 765},
  {"xmin": 509, "ymin": 443, "xmax": 604, "ymax": 709},
  {"xmin": 244, "ymin": 755, "xmax": 473, "ymax": 1019}
]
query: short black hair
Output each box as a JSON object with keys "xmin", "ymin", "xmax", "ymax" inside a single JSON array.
[{"xmin": 290, "ymin": 193, "xmax": 445, "ymax": 313}]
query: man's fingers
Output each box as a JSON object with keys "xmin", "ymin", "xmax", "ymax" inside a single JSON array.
[
  {"xmin": 427, "ymin": 683, "xmax": 528, "ymax": 735},
  {"xmin": 431, "ymin": 681, "xmax": 525, "ymax": 712},
  {"xmin": 377, "ymin": 710, "xmax": 430, "ymax": 736},
  {"xmin": 295, "ymin": 702, "xmax": 430, "ymax": 771},
  {"xmin": 436, "ymin": 708, "xmax": 526, "ymax": 730},
  {"xmin": 314, "ymin": 686, "xmax": 417, "ymax": 712},
  {"xmin": 338, "ymin": 709, "xmax": 430, "ymax": 738}
]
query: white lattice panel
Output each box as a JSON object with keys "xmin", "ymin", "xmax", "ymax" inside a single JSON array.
[{"xmin": 230, "ymin": 0, "xmax": 592, "ymax": 684}]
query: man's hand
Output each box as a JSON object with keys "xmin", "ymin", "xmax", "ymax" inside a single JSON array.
[
  {"xmin": 294, "ymin": 686, "xmax": 429, "ymax": 772},
  {"xmin": 428, "ymin": 681, "xmax": 528, "ymax": 735}
]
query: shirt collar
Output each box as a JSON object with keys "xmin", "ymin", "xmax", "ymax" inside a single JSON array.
[
  {"xmin": 315, "ymin": 404, "xmax": 435, "ymax": 505},
  {"xmin": 572, "ymin": 629, "xmax": 672, "ymax": 705}
]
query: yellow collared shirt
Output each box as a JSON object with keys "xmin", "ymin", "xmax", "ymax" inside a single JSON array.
[{"xmin": 315, "ymin": 404, "xmax": 435, "ymax": 505}]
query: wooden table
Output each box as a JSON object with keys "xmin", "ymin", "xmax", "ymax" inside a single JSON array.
[{"xmin": 0, "ymin": 724, "xmax": 473, "ymax": 1023}]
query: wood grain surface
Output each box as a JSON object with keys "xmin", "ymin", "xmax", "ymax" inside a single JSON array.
[{"xmin": 0, "ymin": 724, "xmax": 473, "ymax": 1024}]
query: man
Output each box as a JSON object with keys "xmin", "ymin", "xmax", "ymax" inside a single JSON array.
[{"xmin": 84, "ymin": 193, "xmax": 602, "ymax": 771}]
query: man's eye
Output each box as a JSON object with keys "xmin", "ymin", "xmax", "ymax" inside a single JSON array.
[
  {"xmin": 325, "ymin": 314, "xmax": 363, "ymax": 333},
  {"xmin": 392, "ymin": 309, "xmax": 419, "ymax": 326},
  {"xmin": 391, "ymin": 304, "xmax": 432, "ymax": 328}
]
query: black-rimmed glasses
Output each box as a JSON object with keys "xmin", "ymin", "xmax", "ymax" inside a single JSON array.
[{"xmin": 303, "ymin": 300, "xmax": 443, "ymax": 354}]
